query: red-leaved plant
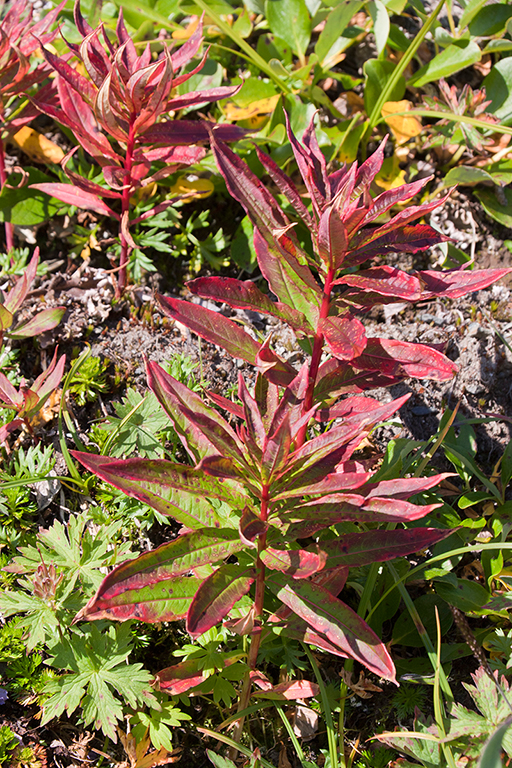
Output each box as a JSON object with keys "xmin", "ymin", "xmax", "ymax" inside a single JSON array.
[
  {"xmin": 71, "ymin": 117, "xmax": 510, "ymax": 738},
  {"xmin": 0, "ymin": 0, "xmax": 65, "ymax": 252},
  {"xmin": 31, "ymin": 2, "xmax": 244, "ymax": 297}
]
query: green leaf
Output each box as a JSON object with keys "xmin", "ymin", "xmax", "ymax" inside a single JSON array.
[
  {"xmin": 408, "ymin": 41, "xmax": 481, "ymax": 88},
  {"xmin": 314, "ymin": 0, "xmax": 363, "ymax": 65},
  {"xmin": 363, "ymin": 59, "xmax": 405, "ymax": 115},
  {"xmin": 207, "ymin": 750, "xmax": 238, "ymax": 768},
  {"xmin": 265, "ymin": 0, "xmax": 311, "ymax": 60},
  {"xmin": 477, "ymin": 719, "xmax": 511, "ymax": 768},
  {"xmin": 474, "ymin": 187, "xmax": 512, "ymax": 228},
  {"xmin": 231, "ymin": 216, "xmax": 257, "ymax": 273},
  {"xmin": 483, "ymin": 58, "xmax": 512, "ymax": 122},
  {"xmin": 468, "ymin": 4, "xmax": 512, "ymax": 36},
  {"xmin": 368, "ymin": 0, "xmax": 390, "ymax": 56},
  {"xmin": 435, "ymin": 576, "xmax": 490, "ymax": 612},
  {"xmin": 443, "ymin": 166, "xmax": 494, "ymax": 187},
  {"xmin": 98, "ymin": 388, "xmax": 169, "ymax": 458},
  {"xmin": 392, "ymin": 593, "xmax": 453, "ymax": 647},
  {"xmin": 0, "ymin": 168, "xmax": 62, "ymax": 226}
]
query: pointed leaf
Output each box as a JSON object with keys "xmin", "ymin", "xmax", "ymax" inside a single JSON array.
[
  {"xmin": 71, "ymin": 453, "xmax": 248, "ymax": 529},
  {"xmin": 364, "ymin": 473, "xmax": 454, "ymax": 499},
  {"xmin": 261, "ymin": 547, "xmax": 326, "ymax": 579},
  {"xmin": 30, "ymin": 183, "xmax": 119, "ymax": 219},
  {"xmin": 335, "ymin": 265, "xmax": 423, "ymax": 300},
  {"xmin": 417, "ymin": 267, "xmax": 512, "ymax": 300},
  {"xmin": 187, "ymin": 276, "xmax": 310, "ymax": 332},
  {"xmin": 352, "ymin": 337, "xmax": 458, "ymax": 381},
  {"xmin": 318, "ymin": 205, "xmax": 348, "ymax": 270},
  {"xmin": 252, "ymin": 679, "xmax": 319, "ymax": 700},
  {"xmin": 90, "ymin": 530, "xmax": 243, "ymax": 602},
  {"xmin": 75, "ymin": 574, "xmax": 200, "ymax": 623},
  {"xmin": 314, "ymin": 358, "xmax": 401, "ymax": 399},
  {"xmin": 0, "ymin": 304, "xmax": 13, "ymax": 332},
  {"xmin": 157, "ymin": 658, "xmax": 206, "ymax": 694},
  {"xmin": 187, "ymin": 564, "xmax": 255, "ymax": 637},
  {"xmin": 140, "ymin": 120, "xmax": 248, "ymax": 145},
  {"xmin": 10, "ymin": 307, "xmax": 65, "ymax": 339},
  {"xmin": 268, "ymin": 573, "xmax": 396, "ymax": 682},
  {"xmin": 273, "ymin": 470, "xmax": 372, "ymax": 500},
  {"xmin": 158, "ymin": 295, "xmax": 260, "ymax": 364},
  {"xmin": 167, "ymin": 84, "xmax": 243, "ymax": 111},
  {"xmin": 239, "ymin": 507, "xmax": 267, "ymax": 546},
  {"xmin": 319, "ymin": 528, "xmax": 451, "ymax": 569}
]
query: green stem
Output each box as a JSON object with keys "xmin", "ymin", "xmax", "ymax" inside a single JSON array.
[
  {"xmin": 0, "ymin": 134, "xmax": 14, "ymax": 255},
  {"xmin": 363, "ymin": 0, "xmax": 447, "ymax": 150},
  {"xmin": 303, "ymin": 644, "xmax": 341, "ymax": 768}
]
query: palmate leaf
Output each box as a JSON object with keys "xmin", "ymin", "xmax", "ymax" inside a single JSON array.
[
  {"xmin": 71, "ymin": 452, "xmax": 249, "ymax": 529},
  {"xmin": 187, "ymin": 564, "xmax": 256, "ymax": 637},
  {"xmin": 268, "ymin": 573, "xmax": 396, "ymax": 681}
]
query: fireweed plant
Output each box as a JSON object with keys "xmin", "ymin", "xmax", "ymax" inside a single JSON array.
[
  {"xmin": 72, "ymin": 118, "xmax": 510, "ymax": 745},
  {"xmin": 31, "ymin": 2, "xmax": 244, "ymax": 297},
  {"xmin": 0, "ymin": 0, "xmax": 65, "ymax": 253}
]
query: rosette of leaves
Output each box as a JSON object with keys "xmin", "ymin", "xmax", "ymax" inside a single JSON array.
[
  {"xmin": 31, "ymin": 1, "xmax": 244, "ymax": 296},
  {"xmin": 71, "ymin": 118, "xmax": 510, "ymax": 729},
  {"xmin": 0, "ymin": 0, "xmax": 65, "ymax": 251}
]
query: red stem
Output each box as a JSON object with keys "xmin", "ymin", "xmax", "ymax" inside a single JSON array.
[
  {"xmin": 0, "ymin": 135, "xmax": 14, "ymax": 256},
  {"xmin": 116, "ymin": 122, "xmax": 136, "ymax": 298},
  {"xmin": 295, "ymin": 266, "xmax": 336, "ymax": 447}
]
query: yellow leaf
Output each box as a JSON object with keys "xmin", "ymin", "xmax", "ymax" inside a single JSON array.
[
  {"xmin": 131, "ymin": 181, "xmax": 158, "ymax": 205},
  {"xmin": 172, "ymin": 16, "xmax": 200, "ymax": 39},
  {"xmin": 169, "ymin": 176, "xmax": 214, "ymax": 201},
  {"xmin": 374, "ymin": 155, "xmax": 407, "ymax": 191},
  {"xmin": 381, "ymin": 100, "xmax": 422, "ymax": 145},
  {"xmin": 12, "ymin": 127, "xmax": 65, "ymax": 165},
  {"xmin": 223, "ymin": 95, "xmax": 280, "ymax": 121}
]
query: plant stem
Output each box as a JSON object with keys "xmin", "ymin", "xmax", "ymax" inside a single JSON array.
[
  {"xmin": 0, "ymin": 135, "xmax": 14, "ymax": 256},
  {"xmin": 231, "ymin": 484, "xmax": 270, "ymax": 750},
  {"xmin": 117, "ymin": 122, "xmax": 136, "ymax": 298},
  {"xmin": 296, "ymin": 267, "xmax": 335, "ymax": 447}
]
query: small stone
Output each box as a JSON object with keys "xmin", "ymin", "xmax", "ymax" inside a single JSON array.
[
  {"xmin": 467, "ymin": 322, "xmax": 480, "ymax": 336},
  {"xmin": 411, "ymin": 406, "xmax": 434, "ymax": 416}
]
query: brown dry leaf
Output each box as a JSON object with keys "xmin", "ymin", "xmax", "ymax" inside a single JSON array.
[
  {"xmin": 223, "ymin": 95, "xmax": 280, "ymax": 121},
  {"xmin": 292, "ymin": 705, "xmax": 319, "ymax": 740},
  {"xmin": 12, "ymin": 127, "xmax": 65, "ymax": 165},
  {"xmin": 474, "ymin": 54, "xmax": 492, "ymax": 78},
  {"xmin": 381, "ymin": 100, "xmax": 422, "ymax": 145},
  {"xmin": 118, "ymin": 728, "xmax": 181, "ymax": 768},
  {"xmin": 340, "ymin": 670, "xmax": 383, "ymax": 699},
  {"xmin": 29, "ymin": 389, "xmax": 62, "ymax": 430},
  {"xmin": 278, "ymin": 745, "xmax": 292, "ymax": 768},
  {"xmin": 460, "ymin": 560, "xmax": 485, "ymax": 583},
  {"xmin": 169, "ymin": 176, "xmax": 214, "ymax": 201}
]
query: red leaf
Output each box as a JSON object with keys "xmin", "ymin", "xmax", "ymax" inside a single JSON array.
[
  {"xmin": 364, "ymin": 473, "xmax": 454, "ymax": 499},
  {"xmin": 314, "ymin": 358, "xmax": 401, "ymax": 399},
  {"xmin": 335, "ymin": 266, "xmax": 423, "ymax": 300},
  {"xmin": 186, "ymin": 564, "xmax": 255, "ymax": 637},
  {"xmin": 255, "ymin": 145, "xmax": 314, "ymax": 230},
  {"xmin": 317, "ymin": 205, "xmax": 348, "ymax": 270},
  {"xmin": 261, "ymin": 547, "xmax": 326, "ymax": 579},
  {"xmin": 352, "ymin": 337, "xmax": 458, "ymax": 382},
  {"xmin": 157, "ymin": 659, "xmax": 206, "ymax": 695},
  {"xmin": 349, "ymin": 224, "xmax": 449, "ymax": 264},
  {"xmin": 167, "ymin": 84, "xmax": 242, "ymax": 112},
  {"xmin": 417, "ymin": 267, "xmax": 512, "ymax": 300},
  {"xmin": 239, "ymin": 507, "xmax": 267, "ymax": 546},
  {"xmin": 141, "ymin": 120, "xmax": 248, "ymax": 145},
  {"xmin": 319, "ymin": 313, "xmax": 367, "ymax": 361},
  {"xmin": 30, "ymin": 183, "xmax": 119, "ymax": 219},
  {"xmin": 273, "ymin": 470, "xmax": 371, "ymax": 500},
  {"xmin": 252, "ymin": 679, "xmax": 320, "ymax": 700},
  {"xmin": 316, "ymin": 392, "xmax": 411, "ymax": 422},
  {"xmin": 158, "ymin": 294, "xmax": 261, "ymax": 364}
]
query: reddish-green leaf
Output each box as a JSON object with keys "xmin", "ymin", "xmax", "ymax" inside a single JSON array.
[
  {"xmin": 314, "ymin": 358, "xmax": 401, "ymax": 400},
  {"xmin": 71, "ymin": 453, "xmax": 248, "ymax": 529},
  {"xmin": 352, "ymin": 337, "xmax": 458, "ymax": 381},
  {"xmin": 268, "ymin": 573, "xmax": 396, "ymax": 682},
  {"xmin": 417, "ymin": 267, "xmax": 512, "ymax": 300},
  {"xmin": 319, "ymin": 527, "xmax": 451, "ymax": 569},
  {"xmin": 10, "ymin": 307, "xmax": 65, "ymax": 339},
  {"xmin": 335, "ymin": 266, "xmax": 423, "ymax": 300},
  {"xmin": 75, "ymin": 574, "xmax": 200, "ymax": 622},
  {"xmin": 239, "ymin": 507, "xmax": 267, "ymax": 546},
  {"xmin": 273, "ymin": 470, "xmax": 372, "ymax": 500},
  {"xmin": 317, "ymin": 205, "xmax": 348, "ymax": 270},
  {"xmin": 158, "ymin": 294, "xmax": 261, "ymax": 364},
  {"xmin": 252, "ymin": 679, "xmax": 319, "ymax": 700},
  {"xmin": 157, "ymin": 658, "xmax": 206, "ymax": 694},
  {"xmin": 187, "ymin": 276, "xmax": 310, "ymax": 332},
  {"xmin": 93, "ymin": 530, "xmax": 243, "ymax": 601},
  {"xmin": 187, "ymin": 564, "xmax": 255, "ymax": 637},
  {"xmin": 0, "ymin": 305, "xmax": 13, "ymax": 332}
]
